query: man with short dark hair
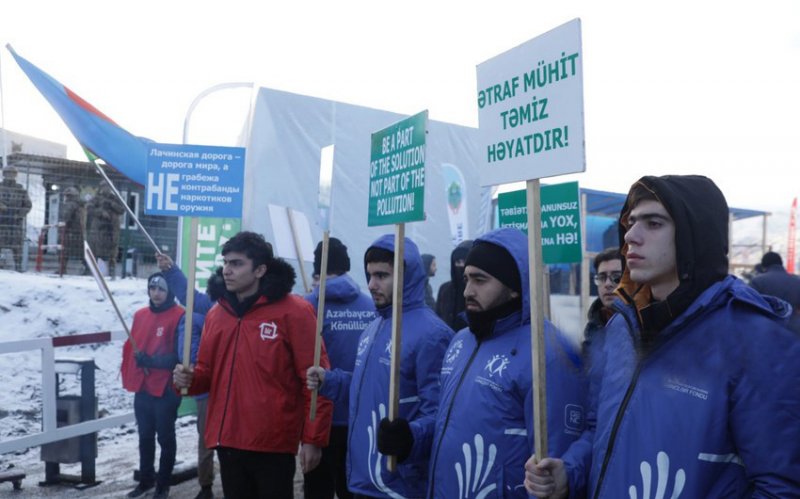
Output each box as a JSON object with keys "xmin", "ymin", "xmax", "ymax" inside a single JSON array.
[
  {"xmin": 583, "ymin": 247, "xmax": 622, "ymax": 366},
  {"xmin": 425, "ymin": 228, "xmax": 586, "ymax": 498},
  {"xmin": 526, "ymin": 175, "xmax": 800, "ymax": 498},
  {"xmin": 303, "ymin": 237, "xmax": 375, "ymax": 499},
  {"xmin": 749, "ymin": 251, "xmax": 800, "ymax": 334},
  {"xmin": 174, "ymin": 231, "xmax": 333, "ymax": 499},
  {"xmin": 157, "ymin": 253, "xmax": 224, "ymax": 499},
  {"xmin": 307, "ymin": 234, "xmax": 452, "ymax": 498}
]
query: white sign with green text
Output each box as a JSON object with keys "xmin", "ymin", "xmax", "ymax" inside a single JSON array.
[{"xmin": 476, "ymin": 18, "xmax": 585, "ymax": 186}]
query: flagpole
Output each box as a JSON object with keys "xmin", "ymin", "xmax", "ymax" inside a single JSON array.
[{"xmin": 89, "ymin": 158, "xmax": 161, "ymax": 254}]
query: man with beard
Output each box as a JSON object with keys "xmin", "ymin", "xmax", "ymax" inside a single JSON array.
[
  {"xmin": 423, "ymin": 228, "xmax": 586, "ymax": 498},
  {"xmin": 306, "ymin": 234, "xmax": 452, "ymax": 498}
]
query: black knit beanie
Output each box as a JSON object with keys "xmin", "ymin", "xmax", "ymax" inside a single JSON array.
[
  {"xmin": 313, "ymin": 237, "xmax": 351, "ymax": 276},
  {"xmin": 464, "ymin": 241, "xmax": 521, "ymax": 293}
]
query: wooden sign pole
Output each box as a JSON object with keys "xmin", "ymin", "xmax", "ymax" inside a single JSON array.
[
  {"xmin": 386, "ymin": 223, "xmax": 405, "ymax": 472},
  {"xmin": 309, "ymin": 231, "xmax": 330, "ymax": 420},
  {"xmin": 526, "ymin": 179, "xmax": 548, "ymax": 459}
]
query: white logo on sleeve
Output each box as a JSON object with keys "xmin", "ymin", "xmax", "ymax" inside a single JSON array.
[
  {"xmin": 445, "ymin": 339, "xmax": 464, "ymax": 365},
  {"xmin": 484, "ymin": 354, "xmax": 510, "ymax": 377},
  {"xmin": 259, "ymin": 322, "xmax": 278, "ymax": 340},
  {"xmin": 628, "ymin": 451, "xmax": 685, "ymax": 499}
]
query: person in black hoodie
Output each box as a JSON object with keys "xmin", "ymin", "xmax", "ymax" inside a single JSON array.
[
  {"xmin": 435, "ymin": 240, "xmax": 473, "ymax": 330},
  {"xmin": 526, "ymin": 175, "xmax": 800, "ymax": 498}
]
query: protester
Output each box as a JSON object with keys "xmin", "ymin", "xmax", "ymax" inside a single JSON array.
[
  {"xmin": 421, "ymin": 228, "xmax": 586, "ymax": 498},
  {"xmin": 86, "ymin": 183, "xmax": 125, "ymax": 278},
  {"xmin": 421, "ymin": 253, "xmax": 437, "ymax": 308},
  {"xmin": 749, "ymin": 251, "xmax": 800, "ymax": 334},
  {"xmin": 436, "ymin": 239, "xmax": 473, "ymax": 330},
  {"xmin": 157, "ymin": 253, "xmax": 225, "ymax": 499},
  {"xmin": 0, "ymin": 166, "xmax": 32, "ymax": 271},
  {"xmin": 525, "ymin": 175, "xmax": 800, "ymax": 498},
  {"xmin": 582, "ymin": 247, "xmax": 622, "ymax": 363},
  {"xmin": 303, "ymin": 237, "xmax": 375, "ymax": 499},
  {"xmin": 121, "ymin": 273, "xmax": 186, "ymax": 499},
  {"xmin": 173, "ymin": 231, "xmax": 332, "ymax": 499},
  {"xmin": 59, "ymin": 186, "xmax": 86, "ymax": 274},
  {"xmin": 307, "ymin": 234, "xmax": 452, "ymax": 498}
]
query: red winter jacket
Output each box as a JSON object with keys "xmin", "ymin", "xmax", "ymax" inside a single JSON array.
[
  {"xmin": 190, "ymin": 293, "xmax": 333, "ymax": 453},
  {"xmin": 121, "ymin": 304, "xmax": 184, "ymax": 396}
]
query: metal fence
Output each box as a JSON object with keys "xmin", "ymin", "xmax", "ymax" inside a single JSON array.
[{"xmin": 0, "ymin": 153, "xmax": 178, "ymax": 277}]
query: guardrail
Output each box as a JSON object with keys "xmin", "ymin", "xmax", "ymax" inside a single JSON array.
[{"xmin": 0, "ymin": 330, "xmax": 135, "ymax": 455}]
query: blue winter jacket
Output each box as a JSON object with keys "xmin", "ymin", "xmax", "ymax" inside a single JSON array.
[
  {"xmin": 163, "ymin": 265, "xmax": 212, "ymax": 400},
  {"xmin": 162, "ymin": 265, "xmax": 215, "ymax": 315},
  {"xmin": 562, "ymin": 276, "xmax": 800, "ymax": 497},
  {"xmin": 320, "ymin": 234, "xmax": 453, "ymax": 498},
  {"xmin": 305, "ymin": 273, "xmax": 376, "ymax": 426},
  {"xmin": 427, "ymin": 228, "xmax": 587, "ymax": 499}
]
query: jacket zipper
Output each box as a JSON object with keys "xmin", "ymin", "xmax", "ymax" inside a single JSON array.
[
  {"xmin": 427, "ymin": 341, "xmax": 481, "ymax": 499},
  {"xmin": 592, "ymin": 311, "xmax": 641, "ymax": 499},
  {"xmin": 346, "ymin": 318, "xmax": 384, "ymax": 486},
  {"xmin": 217, "ymin": 317, "xmax": 242, "ymax": 446}
]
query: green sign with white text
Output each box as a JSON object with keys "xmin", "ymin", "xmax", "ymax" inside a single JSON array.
[
  {"xmin": 180, "ymin": 217, "xmax": 241, "ymax": 289},
  {"xmin": 497, "ymin": 181, "xmax": 582, "ymax": 264},
  {"xmin": 368, "ymin": 111, "xmax": 427, "ymax": 226}
]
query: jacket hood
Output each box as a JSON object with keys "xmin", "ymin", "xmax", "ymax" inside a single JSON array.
[
  {"xmin": 363, "ymin": 234, "xmax": 426, "ymax": 310},
  {"xmin": 473, "ymin": 228, "xmax": 530, "ymax": 326},
  {"xmin": 617, "ymin": 175, "xmax": 729, "ymax": 336},
  {"xmin": 260, "ymin": 256, "xmax": 296, "ymax": 302},
  {"xmin": 305, "ymin": 273, "xmax": 362, "ymax": 304},
  {"xmin": 449, "ymin": 239, "xmax": 473, "ymax": 283}
]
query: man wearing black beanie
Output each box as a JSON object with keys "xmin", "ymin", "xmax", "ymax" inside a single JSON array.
[
  {"xmin": 427, "ymin": 227, "xmax": 587, "ymax": 499},
  {"xmin": 303, "ymin": 236, "xmax": 374, "ymax": 499}
]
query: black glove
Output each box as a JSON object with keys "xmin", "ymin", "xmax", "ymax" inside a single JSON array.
[
  {"xmin": 134, "ymin": 352, "xmax": 153, "ymax": 368},
  {"xmin": 377, "ymin": 417, "xmax": 413, "ymax": 463}
]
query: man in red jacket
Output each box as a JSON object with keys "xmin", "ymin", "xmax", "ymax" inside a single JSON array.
[
  {"xmin": 121, "ymin": 273, "xmax": 184, "ymax": 499},
  {"xmin": 174, "ymin": 231, "xmax": 333, "ymax": 499}
]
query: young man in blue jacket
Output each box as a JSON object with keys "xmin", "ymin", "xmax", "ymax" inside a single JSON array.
[
  {"xmin": 307, "ymin": 234, "xmax": 453, "ymax": 498},
  {"xmin": 423, "ymin": 228, "xmax": 585, "ymax": 498},
  {"xmin": 526, "ymin": 175, "xmax": 800, "ymax": 498},
  {"xmin": 303, "ymin": 237, "xmax": 376, "ymax": 499}
]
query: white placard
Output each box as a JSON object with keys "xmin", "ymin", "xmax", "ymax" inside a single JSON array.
[
  {"xmin": 476, "ymin": 18, "xmax": 585, "ymax": 186},
  {"xmin": 267, "ymin": 204, "xmax": 314, "ymax": 262}
]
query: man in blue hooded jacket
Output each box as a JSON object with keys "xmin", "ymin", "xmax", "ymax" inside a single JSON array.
[
  {"xmin": 526, "ymin": 175, "xmax": 800, "ymax": 498},
  {"xmin": 307, "ymin": 234, "xmax": 453, "ymax": 498},
  {"xmin": 422, "ymin": 228, "xmax": 585, "ymax": 498},
  {"xmin": 303, "ymin": 237, "xmax": 376, "ymax": 499}
]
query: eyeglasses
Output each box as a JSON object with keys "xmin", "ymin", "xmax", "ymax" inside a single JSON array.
[{"xmin": 593, "ymin": 272, "xmax": 622, "ymax": 285}]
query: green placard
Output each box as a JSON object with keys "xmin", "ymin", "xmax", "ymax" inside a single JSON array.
[
  {"xmin": 180, "ymin": 217, "xmax": 241, "ymax": 289},
  {"xmin": 498, "ymin": 181, "xmax": 582, "ymax": 264},
  {"xmin": 368, "ymin": 111, "xmax": 428, "ymax": 226}
]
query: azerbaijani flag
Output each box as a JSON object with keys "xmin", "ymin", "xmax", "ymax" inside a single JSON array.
[{"xmin": 7, "ymin": 44, "xmax": 148, "ymax": 185}]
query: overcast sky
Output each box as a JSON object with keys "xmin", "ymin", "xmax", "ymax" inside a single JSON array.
[{"xmin": 2, "ymin": 0, "xmax": 799, "ymax": 215}]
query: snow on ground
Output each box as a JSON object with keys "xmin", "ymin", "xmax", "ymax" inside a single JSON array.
[
  {"xmin": 0, "ymin": 269, "xmax": 584, "ymax": 497},
  {"xmin": 0, "ymin": 270, "xmax": 306, "ymax": 497}
]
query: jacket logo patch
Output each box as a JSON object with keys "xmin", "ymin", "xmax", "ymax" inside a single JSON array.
[
  {"xmin": 259, "ymin": 322, "xmax": 278, "ymax": 340},
  {"xmin": 629, "ymin": 451, "xmax": 685, "ymax": 498},
  {"xmin": 445, "ymin": 339, "xmax": 463, "ymax": 365},
  {"xmin": 484, "ymin": 354, "xmax": 510, "ymax": 377},
  {"xmin": 357, "ymin": 335, "xmax": 370, "ymax": 355},
  {"xmin": 564, "ymin": 404, "xmax": 584, "ymax": 433},
  {"xmin": 155, "ymin": 326, "xmax": 164, "ymax": 337}
]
